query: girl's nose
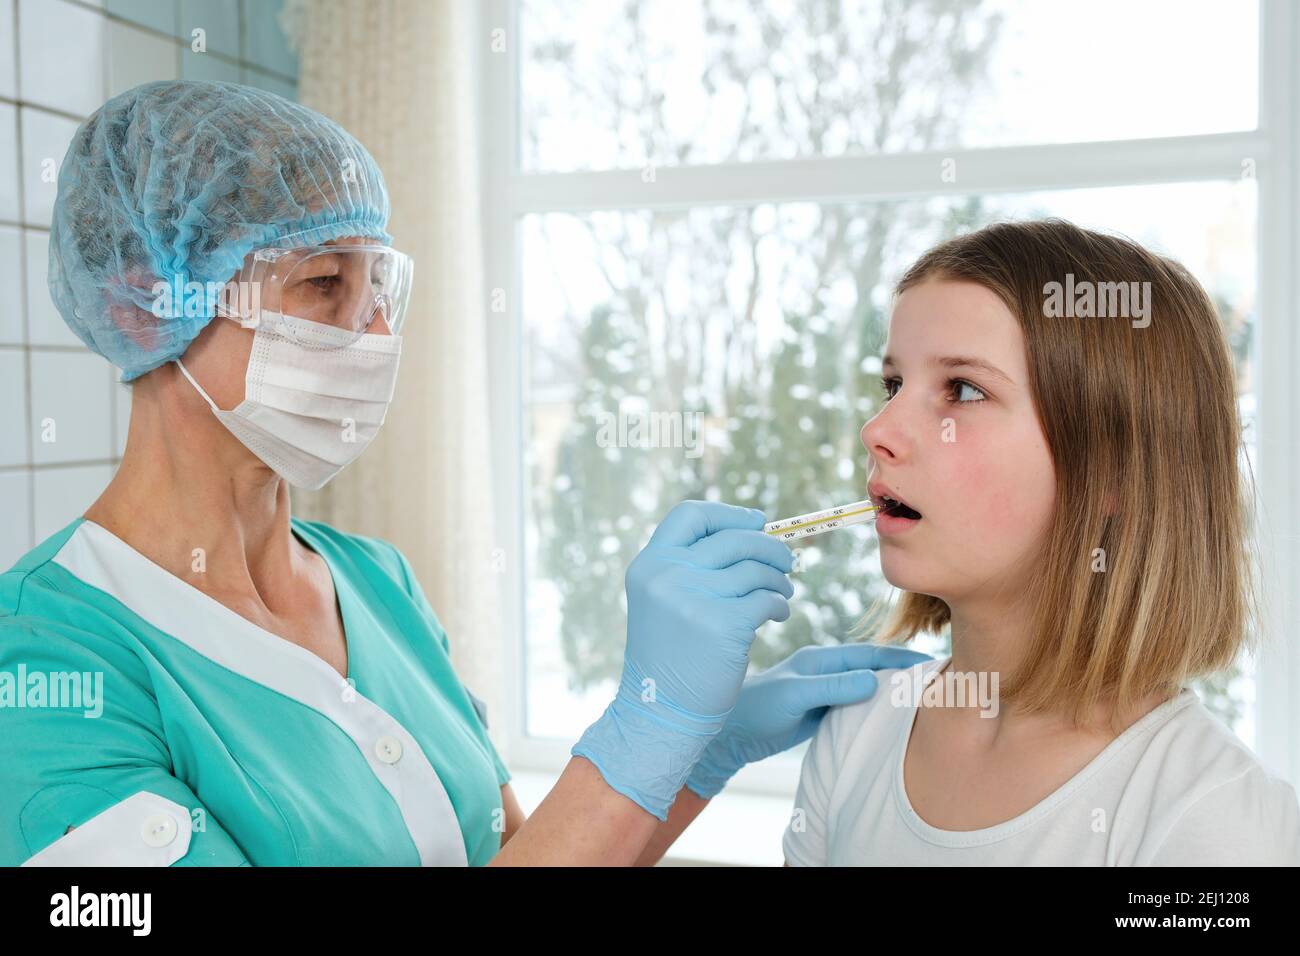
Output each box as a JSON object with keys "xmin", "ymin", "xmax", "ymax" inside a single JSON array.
[{"xmin": 861, "ymin": 406, "xmax": 904, "ymax": 463}]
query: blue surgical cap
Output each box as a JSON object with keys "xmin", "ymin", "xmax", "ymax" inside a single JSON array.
[{"xmin": 48, "ymin": 79, "xmax": 393, "ymax": 382}]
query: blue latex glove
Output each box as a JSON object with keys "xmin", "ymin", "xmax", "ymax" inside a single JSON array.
[
  {"xmin": 685, "ymin": 643, "xmax": 934, "ymax": 799},
  {"xmin": 572, "ymin": 500, "xmax": 795, "ymax": 821}
]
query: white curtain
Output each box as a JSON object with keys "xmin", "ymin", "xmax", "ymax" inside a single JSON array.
[{"xmin": 283, "ymin": 0, "xmax": 504, "ymax": 743}]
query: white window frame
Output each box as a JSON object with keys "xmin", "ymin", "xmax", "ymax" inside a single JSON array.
[{"xmin": 477, "ymin": 0, "xmax": 1300, "ymax": 797}]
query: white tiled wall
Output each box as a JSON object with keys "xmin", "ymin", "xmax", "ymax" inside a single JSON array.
[{"xmin": 0, "ymin": 0, "xmax": 299, "ymax": 570}]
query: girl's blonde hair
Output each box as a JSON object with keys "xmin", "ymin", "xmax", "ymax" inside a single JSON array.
[{"xmin": 862, "ymin": 218, "xmax": 1260, "ymax": 731}]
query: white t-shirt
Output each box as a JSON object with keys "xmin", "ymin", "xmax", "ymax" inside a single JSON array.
[{"xmin": 783, "ymin": 656, "xmax": 1300, "ymax": 866}]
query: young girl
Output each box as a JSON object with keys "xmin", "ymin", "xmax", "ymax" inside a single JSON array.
[{"xmin": 783, "ymin": 219, "xmax": 1300, "ymax": 865}]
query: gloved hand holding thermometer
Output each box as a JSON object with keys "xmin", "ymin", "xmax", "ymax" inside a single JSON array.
[
  {"xmin": 572, "ymin": 501, "xmax": 795, "ymax": 820},
  {"xmin": 572, "ymin": 499, "xmax": 932, "ymax": 821}
]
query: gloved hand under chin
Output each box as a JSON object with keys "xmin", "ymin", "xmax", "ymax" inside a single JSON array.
[
  {"xmin": 571, "ymin": 500, "xmax": 795, "ymax": 821},
  {"xmin": 684, "ymin": 642, "xmax": 934, "ymax": 799}
]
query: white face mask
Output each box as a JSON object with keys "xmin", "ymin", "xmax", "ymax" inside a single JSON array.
[{"xmin": 175, "ymin": 312, "xmax": 403, "ymax": 490}]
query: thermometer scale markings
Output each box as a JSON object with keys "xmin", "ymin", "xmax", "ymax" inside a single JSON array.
[{"xmin": 763, "ymin": 499, "xmax": 881, "ymax": 542}]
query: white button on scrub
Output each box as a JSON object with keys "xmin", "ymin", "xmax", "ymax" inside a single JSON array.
[
  {"xmin": 375, "ymin": 735, "xmax": 403, "ymax": 764},
  {"xmin": 141, "ymin": 812, "xmax": 178, "ymax": 847}
]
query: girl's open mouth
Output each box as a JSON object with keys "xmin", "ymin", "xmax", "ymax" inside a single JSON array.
[
  {"xmin": 878, "ymin": 495, "xmax": 923, "ymax": 520},
  {"xmin": 869, "ymin": 483, "xmax": 924, "ymax": 520},
  {"xmin": 868, "ymin": 483, "xmax": 923, "ymax": 534}
]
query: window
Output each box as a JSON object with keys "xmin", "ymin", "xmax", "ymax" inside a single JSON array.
[{"xmin": 480, "ymin": 0, "xmax": 1297, "ymax": 793}]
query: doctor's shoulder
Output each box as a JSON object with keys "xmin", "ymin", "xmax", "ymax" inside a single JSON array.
[
  {"xmin": 1, "ymin": 518, "xmax": 84, "ymax": 617},
  {"xmin": 1119, "ymin": 691, "xmax": 1300, "ymax": 866},
  {"xmin": 0, "ymin": 522, "xmax": 145, "ymax": 667},
  {"xmin": 0, "ymin": 531, "xmax": 157, "ymax": 712}
]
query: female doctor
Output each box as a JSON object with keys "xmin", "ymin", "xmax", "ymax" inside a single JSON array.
[{"xmin": 0, "ymin": 80, "xmax": 926, "ymax": 866}]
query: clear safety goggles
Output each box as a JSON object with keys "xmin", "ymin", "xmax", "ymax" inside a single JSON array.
[{"xmin": 215, "ymin": 243, "xmax": 413, "ymax": 348}]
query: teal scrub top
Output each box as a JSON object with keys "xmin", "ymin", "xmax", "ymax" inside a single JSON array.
[{"xmin": 0, "ymin": 516, "xmax": 511, "ymax": 866}]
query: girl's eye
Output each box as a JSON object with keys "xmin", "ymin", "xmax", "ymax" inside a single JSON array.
[
  {"xmin": 948, "ymin": 378, "xmax": 986, "ymax": 403},
  {"xmin": 879, "ymin": 376, "xmax": 986, "ymax": 404}
]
